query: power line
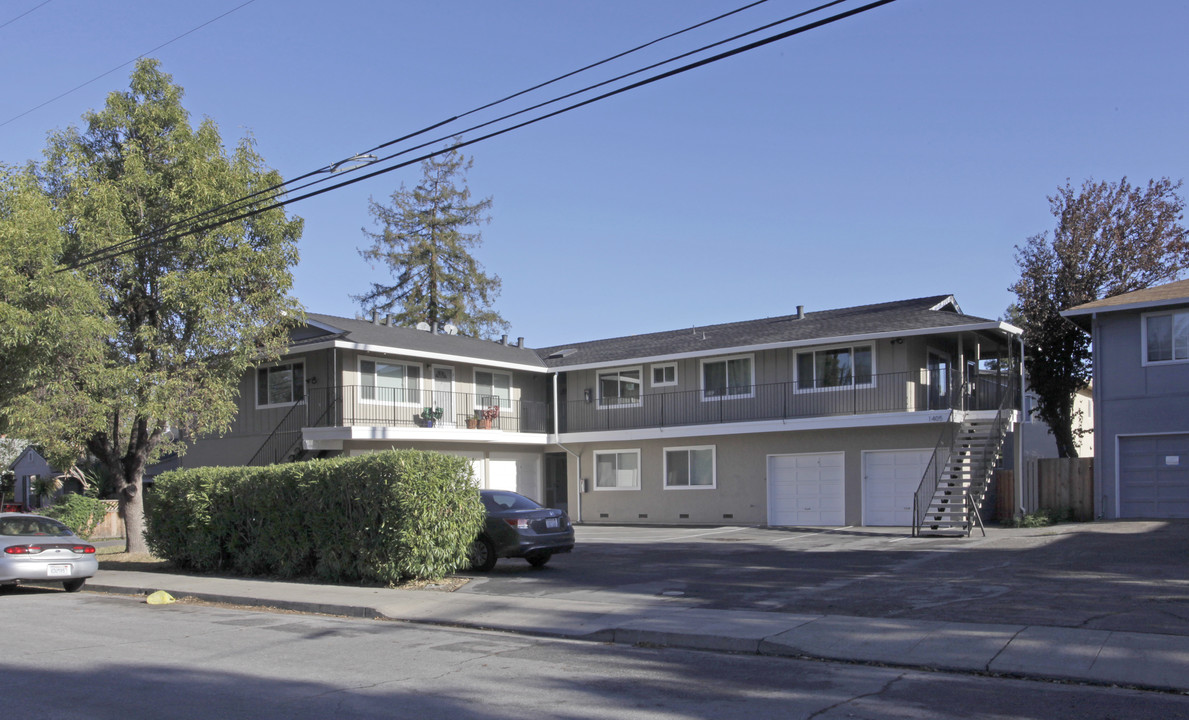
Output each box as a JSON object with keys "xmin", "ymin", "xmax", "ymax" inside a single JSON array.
[
  {"xmin": 61, "ymin": 0, "xmax": 898, "ymax": 271},
  {"xmin": 65, "ymin": 0, "xmax": 797, "ymax": 269},
  {"xmin": 0, "ymin": 0, "xmax": 259, "ymax": 129},
  {"xmin": 0, "ymin": 0, "xmax": 51, "ymax": 31}
]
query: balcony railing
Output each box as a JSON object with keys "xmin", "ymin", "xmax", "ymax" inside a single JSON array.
[
  {"xmin": 296, "ymin": 385, "xmax": 550, "ymax": 434},
  {"xmin": 562, "ymin": 371, "xmax": 1015, "ymax": 434}
]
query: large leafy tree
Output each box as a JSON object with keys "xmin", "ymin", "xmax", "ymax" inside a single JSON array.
[
  {"xmin": 1010, "ymin": 177, "xmax": 1187, "ymax": 457},
  {"xmin": 355, "ymin": 147, "xmax": 508, "ymax": 338},
  {"xmin": 0, "ymin": 59, "xmax": 303, "ymax": 552}
]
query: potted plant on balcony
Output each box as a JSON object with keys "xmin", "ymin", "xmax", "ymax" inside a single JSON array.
[
  {"xmin": 479, "ymin": 405, "xmax": 499, "ymax": 430},
  {"xmin": 419, "ymin": 406, "xmax": 444, "ymax": 428},
  {"xmin": 466, "ymin": 412, "xmax": 479, "ymax": 429}
]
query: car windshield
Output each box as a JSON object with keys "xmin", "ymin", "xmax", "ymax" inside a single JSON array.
[
  {"xmin": 0, "ymin": 517, "xmax": 74, "ymax": 537},
  {"xmin": 481, "ymin": 492, "xmax": 542, "ymax": 512}
]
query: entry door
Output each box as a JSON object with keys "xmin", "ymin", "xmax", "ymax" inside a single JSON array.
[
  {"xmin": 927, "ymin": 351, "xmax": 950, "ymax": 410},
  {"xmin": 432, "ymin": 366, "xmax": 455, "ymax": 426}
]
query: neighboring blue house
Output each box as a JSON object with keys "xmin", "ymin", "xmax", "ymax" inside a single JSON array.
[{"xmin": 1063, "ymin": 278, "xmax": 1189, "ymax": 519}]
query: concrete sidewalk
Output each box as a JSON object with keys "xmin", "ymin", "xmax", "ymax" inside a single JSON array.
[{"xmin": 86, "ymin": 569, "xmax": 1189, "ymax": 694}]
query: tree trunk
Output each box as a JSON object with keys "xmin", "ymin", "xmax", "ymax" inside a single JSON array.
[{"xmin": 119, "ymin": 477, "xmax": 148, "ymax": 554}]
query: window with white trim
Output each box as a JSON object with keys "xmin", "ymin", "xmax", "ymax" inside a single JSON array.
[
  {"xmin": 257, "ymin": 362, "xmax": 304, "ymax": 408},
  {"xmin": 795, "ymin": 345, "xmax": 873, "ymax": 390},
  {"xmin": 474, "ymin": 370, "xmax": 512, "ymax": 408},
  {"xmin": 1145, "ymin": 309, "xmax": 1189, "ymax": 364},
  {"xmin": 359, "ymin": 358, "xmax": 421, "ymax": 403},
  {"xmin": 594, "ymin": 449, "xmax": 640, "ymax": 490},
  {"xmin": 664, "ymin": 446, "xmax": 715, "ymax": 489},
  {"xmin": 598, "ymin": 367, "xmax": 642, "ymax": 407},
  {"xmin": 651, "ymin": 363, "xmax": 677, "ymax": 388},
  {"xmin": 701, "ymin": 355, "xmax": 753, "ymax": 399}
]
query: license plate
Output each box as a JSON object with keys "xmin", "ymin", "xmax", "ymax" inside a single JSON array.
[
  {"xmin": 545, "ymin": 518, "xmax": 559, "ymax": 529},
  {"xmin": 47, "ymin": 564, "xmax": 71, "ymax": 577}
]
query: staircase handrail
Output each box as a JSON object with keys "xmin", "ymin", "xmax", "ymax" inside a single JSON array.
[
  {"xmin": 912, "ymin": 409, "xmax": 956, "ymax": 537},
  {"xmin": 245, "ymin": 389, "xmax": 340, "ymax": 466},
  {"xmin": 967, "ymin": 374, "xmax": 1017, "ymax": 536}
]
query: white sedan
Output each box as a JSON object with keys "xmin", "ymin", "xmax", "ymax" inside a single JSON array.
[{"xmin": 0, "ymin": 513, "xmax": 98, "ymax": 593}]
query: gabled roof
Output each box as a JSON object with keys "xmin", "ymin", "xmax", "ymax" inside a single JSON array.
[
  {"xmin": 535, "ymin": 295, "xmax": 1017, "ymax": 369},
  {"xmin": 1063, "ymin": 278, "xmax": 1189, "ymax": 324},
  {"xmin": 294, "ymin": 313, "xmax": 548, "ymax": 372}
]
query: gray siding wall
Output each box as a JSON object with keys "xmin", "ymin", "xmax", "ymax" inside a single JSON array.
[{"xmin": 1094, "ymin": 309, "xmax": 1189, "ymax": 517}]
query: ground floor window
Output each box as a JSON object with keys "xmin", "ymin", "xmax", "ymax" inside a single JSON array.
[
  {"xmin": 594, "ymin": 449, "xmax": 640, "ymax": 490},
  {"xmin": 665, "ymin": 446, "xmax": 715, "ymax": 488}
]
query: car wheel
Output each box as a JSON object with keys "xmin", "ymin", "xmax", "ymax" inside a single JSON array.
[
  {"xmin": 526, "ymin": 552, "xmax": 551, "ymax": 568},
  {"xmin": 62, "ymin": 579, "xmax": 86, "ymax": 593},
  {"xmin": 469, "ymin": 536, "xmax": 497, "ymax": 572}
]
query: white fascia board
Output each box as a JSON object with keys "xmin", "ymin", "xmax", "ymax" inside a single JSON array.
[
  {"xmin": 552, "ymin": 321, "xmax": 1021, "ymax": 373},
  {"xmin": 302, "ymin": 425, "xmax": 550, "ymax": 446},
  {"xmin": 554, "ymin": 410, "xmax": 957, "ymax": 444},
  {"xmin": 1063, "ymin": 297, "xmax": 1189, "ymax": 318},
  {"xmin": 286, "ymin": 339, "xmax": 546, "ymax": 373}
]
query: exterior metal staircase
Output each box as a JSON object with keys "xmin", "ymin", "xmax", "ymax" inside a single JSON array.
[{"xmin": 913, "ymin": 380, "xmax": 1014, "ymax": 537}]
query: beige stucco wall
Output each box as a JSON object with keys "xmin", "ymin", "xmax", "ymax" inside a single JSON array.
[{"xmin": 561, "ymin": 422, "xmax": 945, "ymax": 527}]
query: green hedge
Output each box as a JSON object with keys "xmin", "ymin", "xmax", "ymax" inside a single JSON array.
[
  {"xmin": 144, "ymin": 450, "xmax": 485, "ymax": 584},
  {"xmin": 41, "ymin": 494, "xmax": 109, "ymax": 540}
]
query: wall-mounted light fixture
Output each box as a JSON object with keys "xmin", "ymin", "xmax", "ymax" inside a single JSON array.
[
  {"xmin": 307, "ymin": 376, "xmax": 318, "ymax": 384},
  {"xmin": 584, "ymin": 388, "xmax": 593, "ymax": 403}
]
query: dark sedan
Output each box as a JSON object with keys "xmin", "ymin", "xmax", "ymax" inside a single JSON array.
[{"xmin": 469, "ymin": 490, "xmax": 574, "ymax": 571}]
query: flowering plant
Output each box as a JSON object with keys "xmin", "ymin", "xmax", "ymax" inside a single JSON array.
[{"xmin": 481, "ymin": 405, "xmax": 500, "ymax": 421}]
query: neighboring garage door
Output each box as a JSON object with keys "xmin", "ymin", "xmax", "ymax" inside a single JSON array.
[
  {"xmin": 489, "ymin": 451, "xmax": 543, "ymax": 501},
  {"xmin": 768, "ymin": 452, "xmax": 844, "ymax": 526},
  {"xmin": 863, "ymin": 449, "xmax": 931, "ymax": 526},
  {"xmin": 1119, "ymin": 434, "xmax": 1189, "ymax": 518}
]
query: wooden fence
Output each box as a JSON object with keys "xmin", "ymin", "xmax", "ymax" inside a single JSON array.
[{"xmin": 996, "ymin": 458, "xmax": 1094, "ymax": 521}]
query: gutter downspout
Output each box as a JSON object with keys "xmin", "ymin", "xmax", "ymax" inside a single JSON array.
[
  {"xmin": 1016, "ymin": 333, "xmax": 1026, "ymax": 520},
  {"xmin": 553, "ymin": 372, "xmax": 582, "ymax": 523}
]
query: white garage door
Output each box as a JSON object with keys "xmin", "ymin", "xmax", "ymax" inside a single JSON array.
[
  {"xmin": 863, "ymin": 449, "xmax": 930, "ymax": 526},
  {"xmin": 489, "ymin": 452, "xmax": 543, "ymax": 501},
  {"xmin": 768, "ymin": 452, "xmax": 845, "ymax": 526},
  {"xmin": 1119, "ymin": 434, "xmax": 1189, "ymax": 518}
]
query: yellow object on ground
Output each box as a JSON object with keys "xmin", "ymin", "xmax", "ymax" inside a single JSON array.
[{"xmin": 146, "ymin": 590, "xmax": 176, "ymax": 605}]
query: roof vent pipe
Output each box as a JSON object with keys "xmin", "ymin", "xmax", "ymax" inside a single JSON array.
[
  {"xmin": 516, "ymin": 337, "xmax": 524, "ymax": 348},
  {"xmin": 500, "ymin": 334, "xmax": 508, "ymax": 345},
  {"xmin": 371, "ymin": 310, "xmax": 379, "ymax": 324},
  {"xmin": 796, "ymin": 305, "xmax": 805, "ymax": 320}
]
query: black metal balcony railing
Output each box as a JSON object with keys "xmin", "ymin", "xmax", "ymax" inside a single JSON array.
[
  {"xmin": 297, "ymin": 385, "xmax": 550, "ymax": 434},
  {"xmin": 563, "ymin": 371, "xmax": 1015, "ymax": 434}
]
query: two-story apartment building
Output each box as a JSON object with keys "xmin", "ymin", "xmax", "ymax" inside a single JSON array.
[
  {"xmin": 184, "ymin": 296, "xmax": 1024, "ymax": 530},
  {"xmin": 1063, "ymin": 279, "xmax": 1189, "ymax": 519}
]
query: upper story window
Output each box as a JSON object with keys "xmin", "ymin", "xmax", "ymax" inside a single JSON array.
[
  {"xmin": 594, "ymin": 449, "xmax": 640, "ymax": 490},
  {"xmin": 701, "ymin": 355, "xmax": 753, "ymax": 399},
  {"xmin": 651, "ymin": 363, "xmax": 678, "ymax": 388},
  {"xmin": 796, "ymin": 345, "xmax": 873, "ymax": 390},
  {"xmin": 360, "ymin": 358, "xmax": 421, "ymax": 403},
  {"xmin": 1145, "ymin": 309, "xmax": 1189, "ymax": 364},
  {"xmin": 598, "ymin": 367, "xmax": 642, "ymax": 408},
  {"xmin": 257, "ymin": 361, "xmax": 304, "ymax": 408},
  {"xmin": 475, "ymin": 370, "xmax": 512, "ymax": 408}
]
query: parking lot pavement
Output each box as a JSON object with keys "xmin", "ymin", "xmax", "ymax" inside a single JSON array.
[{"xmin": 458, "ymin": 520, "xmax": 1189, "ymax": 637}]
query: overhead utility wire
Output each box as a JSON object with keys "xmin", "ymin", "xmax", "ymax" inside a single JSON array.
[
  {"xmin": 63, "ymin": 0, "xmax": 897, "ymax": 271},
  {"xmin": 0, "ymin": 0, "xmax": 51, "ymax": 31},
  {"xmin": 66, "ymin": 0, "xmax": 784, "ymax": 269},
  {"xmin": 0, "ymin": 0, "xmax": 259, "ymax": 129}
]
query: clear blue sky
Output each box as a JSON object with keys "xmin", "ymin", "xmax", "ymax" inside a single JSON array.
[{"xmin": 2, "ymin": 1, "xmax": 1186, "ymax": 346}]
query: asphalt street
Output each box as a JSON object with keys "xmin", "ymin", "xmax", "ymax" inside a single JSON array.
[
  {"xmin": 459, "ymin": 520, "xmax": 1189, "ymax": 636},
  {"xmin": 3, "ymin": 591, "xmax": 1188, "ymax": 720}
]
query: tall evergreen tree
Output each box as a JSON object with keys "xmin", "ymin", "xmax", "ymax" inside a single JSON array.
[
  {"xmin": 355, "ymin": 147, "xmax": 508, "ymax": 338},
  {"xmin": 0, "ymin": 59, "xmax": 303, "ymax": 552},
  {"xmin": 1010, "ymin": 177, "xmax": 1187, "ymax": 457}
]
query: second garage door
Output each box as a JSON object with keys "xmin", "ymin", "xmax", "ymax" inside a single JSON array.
[
  {"xmin": 767, "ymin": 452, "xmax": 845, "ymax": 526},
  {"xmin": 863, "ymin": 449, "xmax": 931, "ymax": 526},
  {"xmin": 1119, "ymin": 434, "xmax": 1189, "ymax": 518}
]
